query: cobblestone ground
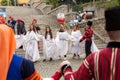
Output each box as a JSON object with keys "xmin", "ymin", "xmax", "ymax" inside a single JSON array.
[{"xmin": 16, "ymin": 49, "xmax": 85, "ymax": 79}]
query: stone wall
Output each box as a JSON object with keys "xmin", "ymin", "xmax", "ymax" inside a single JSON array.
[
  {"xmin": 83, "ymin": 5, "xmax": 105, "ymax": 18},
  {"xmin": 41, "ymin": 5, "xmax": 53, "ymax": 14},
  {"xmin": 3, "ymin": 6, "xmax": 59, "ymax": 29},
  {"xmin": 36, "ymin": 2, "xmax": 47, "ymax": 10},
  {"xmin": 28, "ymin": 0, "xmax": 41, "ymax": 7},
  {"xmin": 47, "ymin": 5, "xmax": 68, "ymax": 15},
  {"xmin": 65, "ymin": 12, "xmax": 78, "ymax": 26},
  {"xmin": 31, "ymin": 15, "xmax": 59, "ymax": 28},
  {"xmin": 4, "ymin": 6, "xmax": 42, "ymax": 17}
]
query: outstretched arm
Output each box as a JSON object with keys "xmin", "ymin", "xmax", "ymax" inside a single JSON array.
[
  {"xmin": 21, "ymin": 58, "xmax": 43, "ymax": 80},
  {"xmin": 52, "ymin": 54, "xmax": 94, "ymax": 80}
]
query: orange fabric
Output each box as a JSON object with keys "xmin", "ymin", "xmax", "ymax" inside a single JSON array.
[
  {"xmin": 25, "ymin": 70, "xmax": 43, "ymax": 80},
  {"xmin": 0, "ymin": 24, "xmax": 16, "ymax": 80}
]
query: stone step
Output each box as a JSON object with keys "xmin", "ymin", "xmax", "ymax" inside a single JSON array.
[{"xmin": 5, "ymin": 6, "xmax": 43, "ymax": 17}]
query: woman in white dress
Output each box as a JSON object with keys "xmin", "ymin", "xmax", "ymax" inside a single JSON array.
[
  {"xmin": 55, "ymin": 24, "xmax": 70, "ymax": 60},
  {"xmin": 70, "ymin": 25, "xmax": 83, "ymax": 59},
  {"xmin": 25, "ymin": 24, "xmax": 40, "ymax": 62},
  {"xmin": 43, "ymin": 26, "xmax": 55, "ymax": 61}
]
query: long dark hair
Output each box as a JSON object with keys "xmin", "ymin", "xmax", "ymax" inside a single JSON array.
[{"xmin": 45, "ymin": 26, "xmax": 53, "ymax": 39}]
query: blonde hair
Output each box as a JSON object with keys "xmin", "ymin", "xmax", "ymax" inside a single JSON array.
[{"xmin": 60, "ymin": 24, "xmax": 66, "ymax": 30}]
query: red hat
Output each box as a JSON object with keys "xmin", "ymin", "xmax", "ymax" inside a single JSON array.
[{"xmin": 17, "ymin": 19, "xmax": 24, "ymax": 22}]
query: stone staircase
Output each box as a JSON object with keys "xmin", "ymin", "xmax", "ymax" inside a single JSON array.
[
  {"xmin": 3, "ymin": 6, "xmax": 60, "ymax": 30},
  {"xmin": 94, "ymin": 35, "xmax": 107, "ymax": 50}
]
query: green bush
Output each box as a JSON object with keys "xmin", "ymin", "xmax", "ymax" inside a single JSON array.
[
  {"xmin": 72, "ymin": 4, "xmax": 83, "ymax": 12},
  {"xmin": 80, "ymin": 0, "xmax": 120, "ymax": 10},
  {"xmin": 118, "ymin": 0, "xmax": 120, "ymax": 5},
  {"xmin": 1, "ymin": 0, "xmax": 12, "ymax": 6},
  {"xmin": 104, "ymin": 0, "xmax": 119, "ymax": 9},
  {"xmin": 46, "ymin": 0, "xmax": 60, "ymax": 8}
]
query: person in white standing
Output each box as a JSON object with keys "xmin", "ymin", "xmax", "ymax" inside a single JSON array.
[
  {"xmin": 25, "ymin": 24, "xmax": 40, "ymax": 62},
  {"xmin": 43, "ymin": 26, "xmax": 55, "ymax": 62},
  {"xmin": 55, "ymin": 24, "xmax": 70, "ymax": 60},
  {"xmin": 70, "ymin": 25, "xmax": 83, "ymax": 59}
]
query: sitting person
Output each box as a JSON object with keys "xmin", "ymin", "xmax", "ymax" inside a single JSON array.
[
  {"xmin": 51, "ymin": 6, "xmax": 120, "ymax": 80},
  {"xmin": 0, "ymin": 17, "xmax": 42, "ymax": 80}
]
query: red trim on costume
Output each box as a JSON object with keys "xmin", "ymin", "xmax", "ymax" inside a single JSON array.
[
  {"xmin": 51, "ymin": 71, "xmax": 62, "ymax": 80},
  {"xmin": 25, "ymin": 70, "xmax": 42, "ymax": 80},
  {"xmin": 80, "ymin": 28, "xmax": 93, "ymax": 42}
]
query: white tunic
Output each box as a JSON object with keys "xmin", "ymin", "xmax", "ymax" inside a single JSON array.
[
  {"xmin": 70, "ymin": 30, "xmax": 82, "ymax": 55},
  {"xmin": 15, "ymin": 34, "xmax": 25, "ymax": 49},
  {"xmin": 43, "ymin": 34, "xmax": 56, "ymax": 60},
  {"xmin": 55, "ymin": 31, "xmax": 70, "ymax": 57},
  {"xmin": 25, "ymin": 31, "xmax": 40, "ymax": 62},
  {"xmin": 91, "ymin": 35, "xmax": 99, "ymax": 52}
]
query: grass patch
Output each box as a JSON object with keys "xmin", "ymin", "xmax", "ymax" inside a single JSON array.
[{"xmin": 78, "ymin": 0, "xmax": 119, "ymax": 11}]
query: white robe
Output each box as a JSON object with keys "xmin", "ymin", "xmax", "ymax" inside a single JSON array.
[
  {"xmin": 25, "ymin": 31, "xmax": 41, "ymax": 62},
  {"xmin": 70, "ymin": 30, "xmax": 83, "ymax": 55},
  {"xmin": 91, "ymin": 35, "xmax": 99, "ymax": 52},
  {"xmin": 43, "ymin": 34, "xmax": 56, "ymax": 60},
  {"xmin": 15, "ymin": 34, "xmax": 26, "ymax": 49},
  {"xmin": 55, "ymin": 31, "xmax": 70, "ymax": 57}
]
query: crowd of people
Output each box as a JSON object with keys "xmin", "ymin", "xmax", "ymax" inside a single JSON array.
[
  {"xmin": 14, "ymin": 18, "xmax": 98, "ymax": 62},
  {"xmin": 0, "ymin": 6, "xmax": 120, "ymax": 80}
]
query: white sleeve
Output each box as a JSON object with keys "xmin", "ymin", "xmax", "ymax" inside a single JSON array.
[
  {"xmin": 66, "ymin": 32, "xmax": 71, "ymax": 40},
  {"xmin": 37, "ymin": 34, "xmax": 44, "ymax": 41}
]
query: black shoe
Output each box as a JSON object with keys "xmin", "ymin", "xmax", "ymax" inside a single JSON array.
[
  {"xmin": 72, "ymin": 54, "xmax": 76, "ymax": 59},
  {"xmin": 19, "ymin": 45, "xmax": 23, "ymax": 49},
  {"xmin": 64, "ymin": 55, "xmax": 67, "ymax": 57},
  {"xmin": 43, "ymin": 59, "xmax": 46, "ymax": 62},
  {"xmin": 50, "ymin": 58, "xmax": 52, "ymax": 61}
]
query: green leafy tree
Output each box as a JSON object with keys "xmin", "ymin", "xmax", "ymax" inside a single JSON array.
[
  {"xmin": 1, "ymin": 0, "xmax": 12, "ymax": 6},
  {"xmin": 11, "ymin": 0, "xmax": 18, "ymax": 6},
  {"xmin": 46, "ymin": 0, "xmax": 60, "ymax": 8},
  {"xmin": 118, "ymin": 0, "xmax": 120, "ymax": 5}
]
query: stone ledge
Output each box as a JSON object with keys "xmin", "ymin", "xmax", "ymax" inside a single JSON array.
[
  {"xmin": 94, "ymin": 31, "xmax": 108, "ymax": 43},
  {"xmin": 47, "ymin": 5, "xmax": 68, "ymax": 15}
]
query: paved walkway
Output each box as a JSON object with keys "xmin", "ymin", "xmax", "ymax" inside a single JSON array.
[{"xmin": 16, "ymin": 49, "xmax": 85, "ymax": 78}]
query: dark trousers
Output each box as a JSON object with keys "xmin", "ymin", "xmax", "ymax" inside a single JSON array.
[{"xmin": 85, "ymin": 40, "xmax": 92, "ymax": 57}]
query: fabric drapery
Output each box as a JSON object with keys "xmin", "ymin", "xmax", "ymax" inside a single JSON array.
[{"xmin": 0, "ymin": 24, "xmax": 16, "ymax": 80}]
